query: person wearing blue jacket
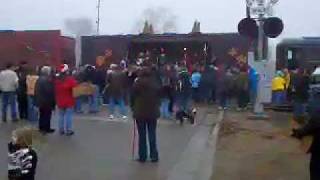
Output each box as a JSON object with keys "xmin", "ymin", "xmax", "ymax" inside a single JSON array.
[
  {"xmin": 249, "ymin": 67, "xmax": 259, "ymax": 105},
  {"xmin": 191, "ymin": 69, "xmax": 202, "ymax": 102}
]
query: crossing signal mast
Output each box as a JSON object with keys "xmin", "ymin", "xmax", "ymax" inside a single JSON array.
[{"xmin": 238, "ymin": 0, "xmax": 284, "ymax": 118}]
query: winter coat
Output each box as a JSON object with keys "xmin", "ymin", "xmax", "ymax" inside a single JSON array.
[
  {"xmin": 0, "ymin": 69, "xmax": 19, "ymax": 92},
  {"xmin": 160, "ymin": 68, "xmax": 175, "ymax": 99},
  {"xmin": 175, "ymin": 71, "xmax": 192, "ymax": 97},
  {"xmin": 16, "ymin": 68, "xmax": 28, "ymax": 96},
  {"xmin": 131, "ymin": 75, "xmax": 161, "ymax": 121},
  {"xmin": 249, "ymin": 68, "xmax": 259, "ymax": 92},
  {"xmin": 292, "ymin": 88, "xmax": 320, "ymax": 154},
  {"xmin": 55, "ymin": 75, "xmax": 77, "ymax": 108},
  {"xmin": 235, "ymin": 72, "xmax": 249, "ymax": 91},
  {"xmin": 191, "ymin": 72, "xmax": 201, "ymax": 88},
  {"xmin": 34, "ymin": 76, "xmax": 55, "ymax": 109},
  {"xmin": 106, "ymin": 71, "xmax": 127, "ymax": 98},
  {"xmin": 217, "ymin": 72, "xmax": 234, "ymax": 95},
  {"xmin": 8, "ymin": 142, "xmax": 38, "ymax": 180},
  {"xmin": 292, "ymin": 74, "xmax": 310, "ymax": 103},
  {"xmin": 26, "ymin": 75, "xmax": 39, "ymax": 96},
  {"xmin": 272, "ymin": 76, "xmax": 286, "ymax": 91},
  {"xmin": 200, "ymin": 67, "xmax": 216, "ymax": 88},
  {"xmin": 308, "ymin": 87, "xmax": 320, "ymax": 119}
]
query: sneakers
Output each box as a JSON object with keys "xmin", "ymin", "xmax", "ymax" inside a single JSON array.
[
  {"xmin": 65, "ymin": 131, "xmax": 75, "ymax": 136},
  {"xmin": 109, "ymin": 115, "xmax": 114, "ymax": 119},
  {"xmin": 122, "ymin": 116, "xmax": 128, "ymax": 119},
  {"xmin": 219, "ymin": 107, "xmax": 227, "ymax": 110},
  {"xmin": 46, "ymin": 129, "xmax": 56, "ymax": 134}
]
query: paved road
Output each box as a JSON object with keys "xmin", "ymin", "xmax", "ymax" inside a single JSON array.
[{"xmin": 0, "ymin": 106, "xmax": 218, "ymax": 180}]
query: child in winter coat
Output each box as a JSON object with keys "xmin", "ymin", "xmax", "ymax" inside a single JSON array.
[{"xmin": 8, "ymin": 127, "xmax": 38, "ymax": 180}]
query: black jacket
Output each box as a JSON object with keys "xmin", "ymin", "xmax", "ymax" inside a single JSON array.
[
  {"xmin": 293, "ymin": 89, "xmax": 320, "ymax": 154},
  {"xmin": 292, "ymin": 74, "xmax": 310, "ymax": 103},
  {"xmin": 8, "ymin": 142, "xmax": 38, "ymax": 180},
  {"xmin": 131, "ymin": 74, "xmax": 161, "ymax": 121},
  {"xmin": 106, "ymin": 71, "xmax": 128, "ymax": 98},
  {"xmin": 16, "ymin": 68, "xmax": 28, "ymax": 97},
  {"xmin": 293, "ymin": 118, "xmax": 320, "ymax": 155},
  {"xmin": 200, "ymin": 67, "xmax": 216, "ymax": 88},
  {"xmin": 34, "ymin": 76, "xmax": 55, "ymax": 109}
]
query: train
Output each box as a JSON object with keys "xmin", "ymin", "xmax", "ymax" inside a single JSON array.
[{"xmin": 0, "ymin": 30, "xmax": 75, "ymax": 69}]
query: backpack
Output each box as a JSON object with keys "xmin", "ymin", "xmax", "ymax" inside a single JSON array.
[{"xmin": 176, "ymin": 72, "xmax": 191, "ymax": 93}]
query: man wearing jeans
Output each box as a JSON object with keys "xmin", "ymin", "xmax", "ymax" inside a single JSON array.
[
  {"xmin": 131, "ymin": 67, "xmax": 161, "ymax": 163},
  {"xmin": 0, "ymin": 63, "xmax": 19, "ymax": 122},
  {"xmin": 106, "ymin": 64, "xmax": 127, "ymax": 119}
]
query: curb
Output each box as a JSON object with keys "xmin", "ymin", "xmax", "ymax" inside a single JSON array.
[{"xmin": 166, "ymin": 110, "xmax": 225, "ymax": 180}]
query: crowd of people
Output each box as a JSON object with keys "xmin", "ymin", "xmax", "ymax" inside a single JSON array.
[
  {"xmin": 5, "ymin": 54, "xmax": 320, "ymax": 179},
  {"xmin": 272, "ymin": 66, "xmax": 320, "ymax": 180},
  {"xmin": 0, "ymin": 55, "xmax": 261, "ymax": 179}
]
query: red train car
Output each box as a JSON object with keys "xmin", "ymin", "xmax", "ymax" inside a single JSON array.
[
  {"xmin": 81, "ymin": 33, "xmax": 251, "ymax": 68},
  {"xmin": 0, "ymin": 30, "xmax": 75, "ymax": 69}
]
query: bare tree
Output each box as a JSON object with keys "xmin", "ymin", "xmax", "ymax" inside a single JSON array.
[{"xmin": 132, "ymin": 7, "xmax": 178, "ymax": 34}]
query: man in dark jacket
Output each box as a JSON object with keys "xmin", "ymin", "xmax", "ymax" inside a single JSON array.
[
  {"xmin": 34, "ymin": 66, "xmax": 56, "ymax": 134},
  {"xmin": 199, "ymin": 65, "xmax": 216, "ymax": 103},
  {"xmin": 131, "ymin": 67, "xmax": 161, "ymax": 163},
  {"xmin": 16, "ymin": 62, "xmax": 28, "ymax": 120},
  {"xmin": 175, "ymin": 68, "xmax": 192, "ymax": 113},
  {"xmin": 107, "ymin": 65, "xmax": 128, "ymax": 119},
  {"xmin": 292, "ymin": 69, "xmax": 310, "ymax": 118},
  {"xmin": 292, "ymin": 87, "xmax": 320, "ymax": 180},
  {"xmin": 235, "ymin": 71, "xmax": 249, "ymax": 111}
]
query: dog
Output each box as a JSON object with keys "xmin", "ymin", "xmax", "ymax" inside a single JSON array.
[{"xmin": 175, "ymin": 108, "xmax": 197, "ymax": 125}]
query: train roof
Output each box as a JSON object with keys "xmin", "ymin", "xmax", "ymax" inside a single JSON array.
[
  {"xmin": 278, "ymin": 37, "xmax": 320, "ymax": 47},
  {"xmin": 82, "ymin": 33, "xmax": 242, "ymax": 43}
]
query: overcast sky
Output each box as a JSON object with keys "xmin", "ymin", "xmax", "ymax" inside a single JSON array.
[{"xmin": 0, "ymin": 0, "xmax": 319, "ymax": 39}]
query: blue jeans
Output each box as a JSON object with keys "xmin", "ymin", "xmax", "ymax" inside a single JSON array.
[
  {"xmin": 109, "ymin": 97, "xmax": 126, "ymax": 116},
  {"xmin": 160, "ymin": 98, "xmax": 170, "ymax": 118},
  {"xmin": 250, "ymin": 89, "xmax": 257, "ymax": 105},
  {"xmin": 272, "ymin": 91, "xmax": 285, "ymax": 105},
  {"xmin": 201, "ymin": 86, "xmax": 214, "ymax": 102},
  {"xmin": 27, "ymin": 96, "xmax": 38, "ymax": 122},
  {"xmin": 218, "ymin": 91, "xmax": 227, "ymax": 108},
  {"xmin": 88, "ymin": 86, "xmax": 100, "ymax": 112},
  {"xmin": 175, "ymin": 94, "xmax": 191, "ymax": 112},
  {"xmin": 293, "ymin": 102, "xmax": 306, "ymax": 117},
  {"xmin": 136, "ymin": 120, "xmax": 158, "ymax": 161},
  {"xmin": 58, "ymin": 108, "xmax": 74, "ymax": 133},
  {"xmin": 1, "ymin": 92, "xmax": 17, "ymax": 121},
  {"xmin": 75, "ymin": 96, "xmax": 85, "ymax": 113}
]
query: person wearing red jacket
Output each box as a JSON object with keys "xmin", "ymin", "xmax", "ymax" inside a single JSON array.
[{"xmin": 55, "ymin": 64, "xmax": 77, "ymax": 136}]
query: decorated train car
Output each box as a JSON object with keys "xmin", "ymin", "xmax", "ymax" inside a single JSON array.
[{"xmin": 81, "ymin": 33, "xmax": 252, "ymax": 68}]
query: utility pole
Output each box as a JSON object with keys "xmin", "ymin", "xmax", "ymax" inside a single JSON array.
[{"xmin": 96, "ymin": 0, "xmax": 101, "ymax": 35}]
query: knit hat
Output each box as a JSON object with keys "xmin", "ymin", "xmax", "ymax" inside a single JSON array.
[
  {"xmin": 59, "ymin": 64, "xmax": 69, "ymax": 73},
  {"xmin": 276, "ymin": 70, "xmax": 284, "ymax": 77},
  {"xmin": 110, "ymin": 64, "xmax": 118, "ymax": 69}
]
